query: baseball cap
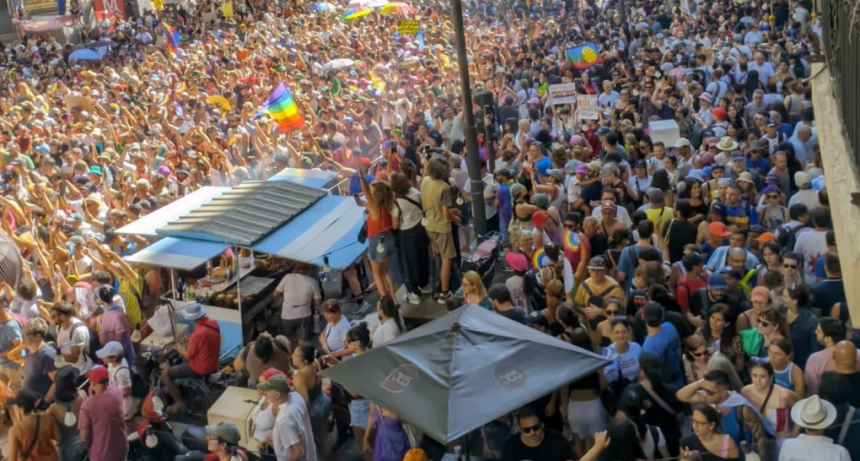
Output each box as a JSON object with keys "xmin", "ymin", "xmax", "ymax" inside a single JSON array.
[
  {"xmin": 795, "ymin": 171, "xmax": 811, "ymax": 188},
  {"xmin": 504, "ymin": 252, "xmax": 528, "ymax": 272},
  {"xmin": 756, "ymin": 232, "xmax": 777, "ymax": 243},
  {"xmin": 711, "ymin": 107, "xmax": 727, "ymax": 120},
  {"xmin": 708, "ymin": 221, "xmax": 731, "ymax": 238},
  {"xmin": 587, "ymin": 256, "xmax": 608, "ymax": 270},
  {"xmin": 95, "ymin": 341, "xmax": 124, "ymax": 359},
  {"xmin": 205, "ymin": 422, "xmax": 241, "ymax": 445},
  {"xmin": 257, "ymin": 374, "xmax": 291, "ymax": 394},
  {"xmin": 707, "ymin": 273, "xmax": 727, "ymax": 291},
  {"xmin": 89, "ymin": 366, "xmax": 109, "ymax": 384},
  {"xmin": 730, "ymin": 151, "xmax": 745, "ymax": 161},
  {"xmin": 596, "ymin": 127, "xmax": 611, "ymax": 136},
  {"xmin": 673, "ymin": 138, "xmax": 691, "ymax": 148}
]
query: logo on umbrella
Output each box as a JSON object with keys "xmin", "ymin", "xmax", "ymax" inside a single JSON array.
[
  {"xmin": 381, "ymin": 364, "xmax": 419, "ymax": 393},
  {"xmin": 494, "ymin": 363, "xmax": 527, "ymax": 391}
]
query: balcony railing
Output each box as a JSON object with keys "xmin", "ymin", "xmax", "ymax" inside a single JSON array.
[{"xmin": 822, "ymin": 0, "xmax": 860, "ymax": 167}]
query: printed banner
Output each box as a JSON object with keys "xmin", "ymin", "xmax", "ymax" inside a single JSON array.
[
  {"xmin": 397, "ymin": 20, "xmax": 419, "ymax": 35},
  {"xmin": 547, "ymin": 83, "xmax": 577, "ymax": 105},
  {"xmin": 575, "ymin": 95, "xmax": 599, "ymax": 120},
  {"xmin": 93, "ymin": 0, "xmax": 126, "ymax": 20}
]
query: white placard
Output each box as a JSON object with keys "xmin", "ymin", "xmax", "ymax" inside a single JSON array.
[
  {"xmin": 547, "ymin": 83, "xmax": 578, "ymax": 106},
  {"xmin": 575, "ymin": 95, "xmax": 599, "ymax": 120}
]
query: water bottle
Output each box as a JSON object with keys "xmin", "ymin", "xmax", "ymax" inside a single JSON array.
[{"xmin": 454, "ymin": 445, "xmax": 462, "ymax": 461}]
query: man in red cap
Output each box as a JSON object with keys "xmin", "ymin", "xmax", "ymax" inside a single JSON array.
[{"xmin": 79, "ymin": 366, "xmax": 128, "ymax": 461}]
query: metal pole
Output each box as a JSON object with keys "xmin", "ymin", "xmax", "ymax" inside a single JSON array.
[
  {"xmin": 451, "ymin": 0, "xmax": 488, "ymax": 238},
  {"xmin": 170, "ymin": 267, "xmax": 176, "ymax": 300},
  {"xmin": 483, "ymin": 104, "xmax": 496, "ymax": 173}
]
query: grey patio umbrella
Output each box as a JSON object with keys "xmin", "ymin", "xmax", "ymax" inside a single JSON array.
[
  {"xmin": 320, "ymin": 304, "xmax": 610, "ymax": 444},
  {"xmin": 0, "ymin": 232, "xmax": 21, "ymax": 289}
]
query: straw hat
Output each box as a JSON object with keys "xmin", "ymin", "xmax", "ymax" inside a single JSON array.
[{"xmin": 716, "ymin": 136, "xmax": 739, "ymax": 152}]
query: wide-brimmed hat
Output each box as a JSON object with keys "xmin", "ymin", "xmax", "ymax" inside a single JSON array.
[
  {"xmin": 716, "ymin": 136, "xmax": 738, "ymax": 152},
  {"xmin": 791, "ymin": 396, "xmax": 837, "ymax": 430}
]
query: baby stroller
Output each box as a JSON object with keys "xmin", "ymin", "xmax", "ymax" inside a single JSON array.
[{"xmin": 461, "ymin": 231, "xmax": 503, "ymax": 288}]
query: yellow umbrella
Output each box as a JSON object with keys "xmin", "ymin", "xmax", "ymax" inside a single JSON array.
[
  {"xmin": 342, "ymin": 6, "xmax": 373, "ymax": 20},
  {"xmin": 380, "ymin": 2, "xmax": 414, "ymax": 15}
]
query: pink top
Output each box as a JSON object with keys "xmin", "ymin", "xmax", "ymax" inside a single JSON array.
[{"xmin": 804, "ymin": 348, "xmax": 860, "ymax": 394}]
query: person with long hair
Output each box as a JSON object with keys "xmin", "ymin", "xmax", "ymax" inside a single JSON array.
[
  {"xmin": 602, "ymin": 317, "xmax": 641, "ymax": 385},
  {"xmin": 755, "ymin": 242, "xmax": 783, "ymax": 287},
  {"xmin": 389, "ymin": 172, "xmax": 430, "ymax": 305},
  {"xmin": 614, "ymin": 389, "xmax": 671, "ymax": 461},
  {"xmin": 757, "ymin": 186, "xmax": 789, "ymax": 231},
  {"xmin": 741, "ymin": 361, "xmax": 799, "ymax": 439},
  {"xmin": 372, "ymin": 296, "xmax": 406, "ymax": 347},
  {"xmin": 559, "ymin": 327, "xmax": 605, "ymax": 458},
  {"xmin": 320, "ymin": 300, "xmax": 353, "ymax": 358},
  {"xmin": 461, "ymin": 270, "xmax": 491, "ymax": 310},
  {"xmin": 680, "ymin": 405, "xmax": 742, "ymax": 460},
  {"xmin": 680, "ymin": 178, "xmax": 710, "ymax": 223},
  {"xmin": 356, "ymin": 158, "xmax": 397, "ymax": 301},
  {"xmin": 594, "ymin": 298, "xmax": 625, "ymax": 349},
  {"xmin": 698, "ymin": 304, "xmax": 745, "ymax": 372},
  {"xmin": 742, "ymin": 306, "xmax": 789, "ymax": 359},
  {"xmin": 291, "ymin": 344, "xmax": 333, "ymax": 456},
  {"xmin": 249, "ymin": 368, "xmax": 288, "ymax": 459}
]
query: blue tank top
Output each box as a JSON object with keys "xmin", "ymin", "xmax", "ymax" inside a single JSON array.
[
  {"xmin": 773, "ymin": 363, "xmax": 795, "ymax": 391},
  {"xmin": 721, "ymin": 406, "xmax": 742, "ymax": 445}
]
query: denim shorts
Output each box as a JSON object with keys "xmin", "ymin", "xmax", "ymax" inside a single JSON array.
[
  {"xmin": 367, "ymin": 230, "xmax": 396, "ymax": 263},
  {"xmin": 349, "ymin": 399, "xmax": 370, "ymax": 428}
]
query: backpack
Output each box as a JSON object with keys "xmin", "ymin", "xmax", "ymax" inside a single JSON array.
[
  {"xmin": 69, "ymin": 322, "xmax": 101, "ymax": 364},
  {"xmin": 119, "ymin": 365, "xmax": 150, "ymax": 399},
  {"xmin": 777, "ymin": 224, "xmax": 808, "ymax": 253}
]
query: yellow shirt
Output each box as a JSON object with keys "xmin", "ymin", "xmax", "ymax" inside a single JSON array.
[
  {"xmin": 118, "ymin": 273, "xmax": 144, "ymax": 327},
  {"xmin": 574, "ymin": 276, "xmax": 626, "ymax": 308}
]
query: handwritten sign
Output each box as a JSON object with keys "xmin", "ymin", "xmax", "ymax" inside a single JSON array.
[
  {"xmin": 397, "ymin": 20, "xmax": 420, "ymax": 36},
  {"xmin": 547, "ymin": 83, "xmax": 577, "ymax": 105},
  {"xmin": 575, "ymin": 95, "xmax": 599, "ymax": 120},
  {"xmin": 65, "ymin": 95, "xmax": 92, "ymax": 114}
]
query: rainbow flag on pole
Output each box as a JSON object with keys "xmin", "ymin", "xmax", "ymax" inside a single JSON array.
[
  {"xmin": 164, "ymin": 24, "xmax": 181, "ymax": 57},
  {"xmin": 566, "ymin": 42, "xmax": 603, "ymax": 70},
  {"xmin": 263, "ymin": 83, "xmax": 304, "ymax": 133}
]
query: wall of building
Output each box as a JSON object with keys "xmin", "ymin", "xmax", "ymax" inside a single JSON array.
[{"xmin": 809, "ymin": 61, "xmax": 860, "ymax": 325}]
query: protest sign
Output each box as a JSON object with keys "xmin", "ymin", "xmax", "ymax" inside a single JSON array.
[
  {"xmin": 575, "ymin": 95, "xmax": 599, "ymax": 119},
  {"xmin": 648, "ymin": 120, "xmax": 681, "ymax": 148},
  {"xmin": 397, "ymin": 20, "xmax": 420, "ymax": 35},
  {"xmin": 547, "ymin": 83, "xmax": 577, "ymax": 105}
]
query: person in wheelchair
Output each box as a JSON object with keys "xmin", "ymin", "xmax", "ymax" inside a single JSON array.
[{"xmin": 162, "ymin": 303, "xmax": 222, "ymax": 414}]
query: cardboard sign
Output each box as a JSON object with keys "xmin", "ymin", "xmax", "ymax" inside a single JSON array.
[
  {"xmin": 648, "ymin": 119, "xmax": 681, "ymax": 148},
  {"xmin": 397, "ymin": 20, "xmax": 420, "ymax": 36},
  {"xmin": 547, "ymin": 83, "xmax": 577, "ymax": 105},
  {"xmin": 575, "ymin": 95, "xmax": 599, "ymax": 120},
  {"xmin": 222, "ymin": 1, "xmax": 234, "ymax": 17},
  {"xmin": 65, "ymin": 95, "xmax": 92, "ymax": 114}
]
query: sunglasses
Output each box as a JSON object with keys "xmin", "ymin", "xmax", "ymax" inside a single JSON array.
[
  {"xmin": 783, "ymin": 264, "xmax": 798, "ymax": 269},
  {"xmin": 767, "ymin": 195, "xmax": 779, "ymax": 199},
  {"xmin": 605, "ymin": 310, "xmax": 620, "ymax": 316},
  {"xmin": 521, "ymin": 424, "xmax": 542, "ymax": 434},
  {"xmin": 759, "ymin": 320, "xmax": 773, "ymax": 328}
]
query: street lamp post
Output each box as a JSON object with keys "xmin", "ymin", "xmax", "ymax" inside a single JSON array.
[{"xmin": 450, "ymin": 0, "xmax": 488, "ymax": 238}]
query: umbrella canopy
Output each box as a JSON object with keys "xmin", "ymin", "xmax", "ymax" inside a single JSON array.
[
  {"xmin": 379, "ymin": 2, "xmax": 414, "ymax": 15},
  {"xmin": 312, "ymin": 1, "xmax": 336, "ymax": 11},
  {"xmin": 342, "ymin": 5, "xmax": 373, "ymax": 20},
  {"xmin": 0, "ymin": 232, "xmax": 21, "ymax": 289},
  {"xmin": 68, "ymin": 48, "xmax": 102, "ymax": 61},
  {"xmin": 321, "ymin": 58, "xmax": 355, "ymax": 72},
  {"xmin": 320, "ymin": 304, "xmax": 609, "ymax": 444},
  {"xmin": 349, "ymin": 0, "xmax": 389, "ymax": 6}
]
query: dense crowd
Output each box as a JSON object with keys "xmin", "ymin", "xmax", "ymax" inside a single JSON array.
[{"xmin": 0, "ymin": 0, "xmax": 852, "ymax": 459}]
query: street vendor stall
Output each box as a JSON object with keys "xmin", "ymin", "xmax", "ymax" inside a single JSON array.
[{"xmin": 116, "ymin": 180, "xmax": 367, "ymax": 345}]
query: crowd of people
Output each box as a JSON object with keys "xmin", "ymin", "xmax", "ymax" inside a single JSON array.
[{"xmin": 0, "ymin": 0, "xmax": 853, "ymax": 459}]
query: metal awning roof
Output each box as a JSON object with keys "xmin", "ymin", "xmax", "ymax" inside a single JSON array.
[
  {"xmin": 115, "ymin": 187, "xmax": 229, "ymax": 237},
  {"xmin": 124, "ymin": 237, "xmax": 229, "ymax": 270},
  {"xmin": 156, "ymin": 181, "xmax": 326, "ymax": 246}
]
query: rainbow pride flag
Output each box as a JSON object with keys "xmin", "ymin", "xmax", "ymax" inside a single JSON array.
[
  {"xmin": 164, "ymin": 24, "xmax": 181, "ymax": 57},
  {"xmin": 263, "ymin": 83, "xmax": 304, "ymax": 133},
  {"xmin": 369, "ymin": 71, "xmax": 386, "ymax": 92},
  {"xmin": 566, "ymin": 42, "xmax": 602, "ymax": 70}
]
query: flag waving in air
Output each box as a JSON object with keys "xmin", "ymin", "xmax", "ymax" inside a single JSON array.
[
  {"xmin": 164, "ymin": 24, "xmax": 181, "ymax": 57},
  {"xmin": 261, "ymin": 83, "xmax": 305, "ymax": 133},
  {"xmin": 566, "ymin": 42, "xmax": 602, "ymax": 70}
]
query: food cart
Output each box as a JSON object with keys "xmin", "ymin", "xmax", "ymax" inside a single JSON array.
[{"xmin": 117, "ymin": 180, "xmax": 367, "ymax": 347}]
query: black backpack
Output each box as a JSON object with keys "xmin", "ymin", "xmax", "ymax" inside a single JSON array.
[
  {"xmin": 118, "ymin": 365, "xmax": 150, "ymax": 399},
  {"xmin": 777, "ymin": 224, "xmax": 808, "ymax": 253}
]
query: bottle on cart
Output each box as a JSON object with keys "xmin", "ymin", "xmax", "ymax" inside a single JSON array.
[{"xmin": 313, "ymin": 309, "xmax": 322, "ymax": 335}]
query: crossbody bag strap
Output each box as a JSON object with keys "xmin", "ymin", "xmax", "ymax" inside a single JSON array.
[
  {"xmin": 401, "ymin": 196, "xmax": 425, "ymax": 215},
  {"xmin": 642, "ymin": 384, "xmax": 676, "ymax": 416},
  {"xmin": 838, "ymin": 405, "xmax": 855, "ymax": 445},
  {"xmin": 21, "ymin": 414, "xmax": 41, "ymax": 460}
]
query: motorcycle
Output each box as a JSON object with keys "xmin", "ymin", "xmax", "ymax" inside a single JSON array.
[{"xmin": 127, "ymin": 383, "xmax": 189, "ymax": 461}]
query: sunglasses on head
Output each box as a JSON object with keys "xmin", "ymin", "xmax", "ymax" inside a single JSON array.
[{"xmin": 521, "ymin": 423, "xmax": 542, "ymax": 434}]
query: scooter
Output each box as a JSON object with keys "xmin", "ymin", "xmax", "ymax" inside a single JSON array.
[{"xmin": 127, "ymin": 384, "xmax": 190, "ymax": 461}]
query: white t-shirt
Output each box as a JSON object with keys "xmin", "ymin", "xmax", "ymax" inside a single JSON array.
[
  {"xmin": 323, "ymin": 316, "xmax": 351, "ymax": 354},
  {"xmin": 392, "ymin": 188, "xmax": 423, "ymax": 231},
  {"xmin": 372, "ymin": 318, "xmax": 401, "ymax": 347},
  {"xmin": 107, "ymin": 358, "xmax": 139, "ymax": 421},
  {"xmin": 57, "ymin": 318, "xmax": 93, "ymax": 375},
  {"xmin": 276, "ymin": 274, "xmax": 320, "ymax": 320},
  {"xmin": 274, "ymin": 393, "xmax": 318, "ymax": 461},
  {"xmin": 793, "ymin": 230, "xmax": 829, "ymax": 285}
]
